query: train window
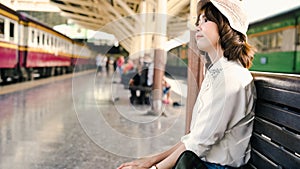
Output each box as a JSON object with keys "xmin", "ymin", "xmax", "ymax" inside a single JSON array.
[
  {"xmin": 261, "ymin": 35, "xmax": 268, "ymax": 51},
  {"xmin": 42, "ymin": 33, "xmax": 45, "ymax": 46},
  {"xmin": 50, "ymin": 36, "xmax": 53, "ymax": 47},
  {"xmin": 23, "ymin": 26, "xmax": 28, "ymax": 45},
  {"xmin": 270, "ymin": 33, "xmax": 277, "ymax": 48},
  {"xmin": 9, "ymin": 22, "xmax": 14, "ymax": 39},
  {"xmin": 54, "ymin": 38, "xmax": 57, "ymax": 48},
  {"xmin": 269, "ymin": 32, "xmax": 282, "ymax": 49},
  {"xmin": 276, "ymin": 32, "xmax": 283, "ymax": 48},
  {"xmin": 37, "ymin": 32, "xmax": 40, "ymax": 46},
  {"xmin": 249, "ymin": 37, "xmax": 262, "ymax": 52},
  {"xmin": 0, "ymin": 18, "xmax": 4, "ymax": 39},
  {"xmin": 257, "ymin": 31, "xmax": 283, "ymax": 51},
  {"xmin": 297, "ymin": 25, "xmax": 300, "ymax": 44},
  {"xmin": 46, "ymin": 34, "xmax": 49, "ymax": 46},
  {"xmin": 31, "ymin": 30, "xmax": 35, "ymax": 43}
]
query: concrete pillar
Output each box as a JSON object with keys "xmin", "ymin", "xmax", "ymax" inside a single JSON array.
[
  {"xmin": 145, "ymin": 1, "xmax": 155, "ymax": 57},
  {"xmin": 149, "ymin": 0, "xmax": 167, "ymax": 115},
  {"xmin": 185, "ymin": 0, "xmax": 205, "ymax": 133},
  {"xmin": 130, "ymin": 35, "xmax": 140, "ymax": 60},
  {"xmin": 129, "ymin": 1, "xmax": 147, "ymax": 61},
  {"xmin": 140, "ymin": 0, "xmax": 147, "ymax": 61}
]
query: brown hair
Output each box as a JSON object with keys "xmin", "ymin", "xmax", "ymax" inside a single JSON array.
[{"xmin": 196, "ymin": 2, "xmax": 256, "ymax": 68}]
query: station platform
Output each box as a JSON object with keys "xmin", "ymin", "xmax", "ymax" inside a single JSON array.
[{"xmin": 0, "ymin": 70, "xmax": 187, "ymax": 169}]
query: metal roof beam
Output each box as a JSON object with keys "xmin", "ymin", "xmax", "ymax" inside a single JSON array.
[
  {"xmin": 105, "ymin": 18, "xmax": 132, "ymax": 43},
  {"xmin": 57, "ymin": 0, "xmax": 98, "ymax": 7},
  {"xmin": 72, "ymin": 20, "xmax": 100, "ymax": 30},
  {"xmin": 114, "ymin": 0, "xmax": 141, "ymax": 24},
  {"xmin": 169, "ymin": 0, "xmax": 189, "ymax": 16},
  {"xmin": 95, "ymin": 10, "xmax": 133, "ymax": 52},
  {"xmin": 100, "ymin": 13, "xmax": 133, "ymax": 52},
  {"xmin": 100, "ymin": 0, "xmax": 135, "ymax": 33},
  {"xmin": 61, "ymin": 12, "xmax": 105, "ymax": 26},
  {"xmin": 146, "ymin": 0, "xmax": 156, "ymax": 8},
  {"xmin": 104, "ymin": 25, "xmax": 131, "ymax": 52},
  {"xmin": 3, "ymin": 0, "xmax": 60, "ymax": 12},
  {"xmin": 167, "ymin": 0, "xmax": 178, "ymax": 12},
  {"xmin": 50, "ymin": 1, "xmax": 105, "ymax": 20}
]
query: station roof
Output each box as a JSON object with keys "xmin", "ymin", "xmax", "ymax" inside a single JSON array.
[{"xmin": 50, "ymin": 0, "xmax": 191, "ymax": 52}]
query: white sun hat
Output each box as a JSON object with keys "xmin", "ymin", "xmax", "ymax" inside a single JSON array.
[{"xmin": 198, "ymin": 0, "xmax": 249, "ymax": 36}]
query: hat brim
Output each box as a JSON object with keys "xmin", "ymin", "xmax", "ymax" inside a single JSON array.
[{"xmin": 197, "ymin": 0, "xmax": 248, "ymax": 36}]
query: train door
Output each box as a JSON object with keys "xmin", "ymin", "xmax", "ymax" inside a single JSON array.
[{"xmin": 295, "ymin": 18, "xmax": 300, "ymax": 73}]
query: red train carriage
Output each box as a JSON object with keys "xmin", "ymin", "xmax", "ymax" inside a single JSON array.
[
  {"xmin": 72, "ymin": 41, "xmax": 96, "ymax": 71},
  {"xmin": 0, "ymin": 4, "xmax": 19, "ymax": 82},
  {"xmin": 19, "ymin": 13, "xmax": 73, "ymax": 78},
  {"xmin": 0, "ymin": 3, "xmax": 96, "ymax": 84}
]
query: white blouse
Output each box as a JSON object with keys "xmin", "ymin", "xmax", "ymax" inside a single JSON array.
[{"xmin": 181, "ymin": 57, "xmax": 256, "ymax": 167}]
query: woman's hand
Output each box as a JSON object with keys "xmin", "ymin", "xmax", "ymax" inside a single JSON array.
[
  {"xmin": 117, "ymin": 157, "xmax": 155, "ymax": 169},
  {"xmin": 118, "ymin": 142, "xmax": 184, "ymax": 169},
  {"xmin": 117, "ymin": 163, "xmax": 148, "ymax": 169}
]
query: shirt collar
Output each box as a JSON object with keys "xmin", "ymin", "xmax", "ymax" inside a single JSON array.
[{"xmin": 207, "ymin": 57, "xmax": 226, "ymax": 79}]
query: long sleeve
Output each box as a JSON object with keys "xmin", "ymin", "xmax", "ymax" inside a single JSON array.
[{"xmin": 181, "ymin": 57, "xmax": 256, "ymax": 167}]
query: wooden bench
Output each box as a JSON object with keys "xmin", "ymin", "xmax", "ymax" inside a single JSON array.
[
  {"xmin": 244, "ymin": 72, "xmax": 300, "ymax": 169},
  {"xmin": 128, "ymin": 85, "xmax": 152, "ymax": 92},
  {"xmin": 121, "ymin": 71, "xmax": 136, "ymax": 89},
  {"xmin": 121, "ymin": 70, "xmax": 152, "ymax": 105}
]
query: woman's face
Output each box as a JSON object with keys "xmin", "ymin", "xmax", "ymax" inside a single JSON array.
[{"xmin": 195, "ymin": 13, "xmax": 220, "ymax": 53}]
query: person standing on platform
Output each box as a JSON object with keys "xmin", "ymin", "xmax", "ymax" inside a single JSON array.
[
  {"xmin": 113, "ymin": 58, "xmax": 118, "ymax": 72},
  {"xmin": 117, "ymin": 0, "xmax": 256, "ymax": 169},
  {"xmin": 96, "ymin": 54, "xmax": 107, "ymax": 75},
  {"xmin": 106, "ymin": 57, "xmax": 110, "ymax": 74},
  {"xmin": 117, "ymin": 55, "xmax": 125, "ymax": 74},
  {"xmin": 96, "ymin": 54, "xmax": 102, "ymax": 74}
]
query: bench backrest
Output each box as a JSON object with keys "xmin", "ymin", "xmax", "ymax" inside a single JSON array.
[{"xmin": 247, "ymin": 72, "xmax": 300, "ymax": 169}]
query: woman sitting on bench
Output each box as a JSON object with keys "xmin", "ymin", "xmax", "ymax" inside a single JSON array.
[{"xmin": 118, "ymin": 0, "xmax": 256, "ymax": 168}]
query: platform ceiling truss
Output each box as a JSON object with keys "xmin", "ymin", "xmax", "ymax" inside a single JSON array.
[
  {"xmin": 1, "ymin": 0, "xmax": 60, "ymax": 12},
  {"xmin": 50, "ymin": 0, "xmax": 190, "ymax": 52}
]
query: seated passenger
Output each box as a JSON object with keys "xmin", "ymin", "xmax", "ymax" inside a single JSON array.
[
  {"xmin": 128, "ymin": 65, "xmax": 151, "ymax": 105},
  {"xmin": 162, "ymin": 76, "xmax": 171, "ymax": 104},
  {"xmin": 129, "ymin": 72, "xmax": 146, "ymax": 105}
]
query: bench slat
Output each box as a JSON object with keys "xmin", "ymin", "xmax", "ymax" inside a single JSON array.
[
  {"xmin": 253, "ymin": 73, "xmax": 300, "ymax": 92},
  {"xmin": 251, "ymin": 133, "xmax": 300, "ymax": 169},
  {"xmin": 129, "ymin": 86, "xmax": 152, "ymax": 92},
  {"xmin": 254, "ymin": 117, "xmax": 300, "ymax": 154},
  {"xmin": 256, "ymin": 86, "xmax": 300, "ymax": 110},
  {"xmin": 248, "ymin": 149, "xmax": 278, "ymax": 169},
  {"xmin": 255, "ymin": 102, "xmax": 300, "ymax": 133}
]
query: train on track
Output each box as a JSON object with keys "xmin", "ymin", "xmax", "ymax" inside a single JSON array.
[
  {"xmin": 0, "ymin": 3, "xmax": 96, "ymax": 84},
  {"xmin": 167, "ymin": 6, "xmax": 300, "ymax": 75},
  {"xmin": 248, "ymin": 6, "xmax": 300, "ymax": 74}
]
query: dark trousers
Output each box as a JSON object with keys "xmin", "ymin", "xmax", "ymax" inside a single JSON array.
[
  {"xmin": 130, "ymin": 89, "xmax": 145, "ymax": 104},
  {"xmin": 173, "ymin": 151, "xmax": 236, "ymax": 169},
  {"xmin": 173, "ymin": 150, "xmax": 207, "ymax": 169}
]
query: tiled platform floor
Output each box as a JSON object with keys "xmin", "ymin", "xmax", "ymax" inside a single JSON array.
[{"xmin": 0, "ymin": 70, "xmax": 187, "ymax": 169}]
